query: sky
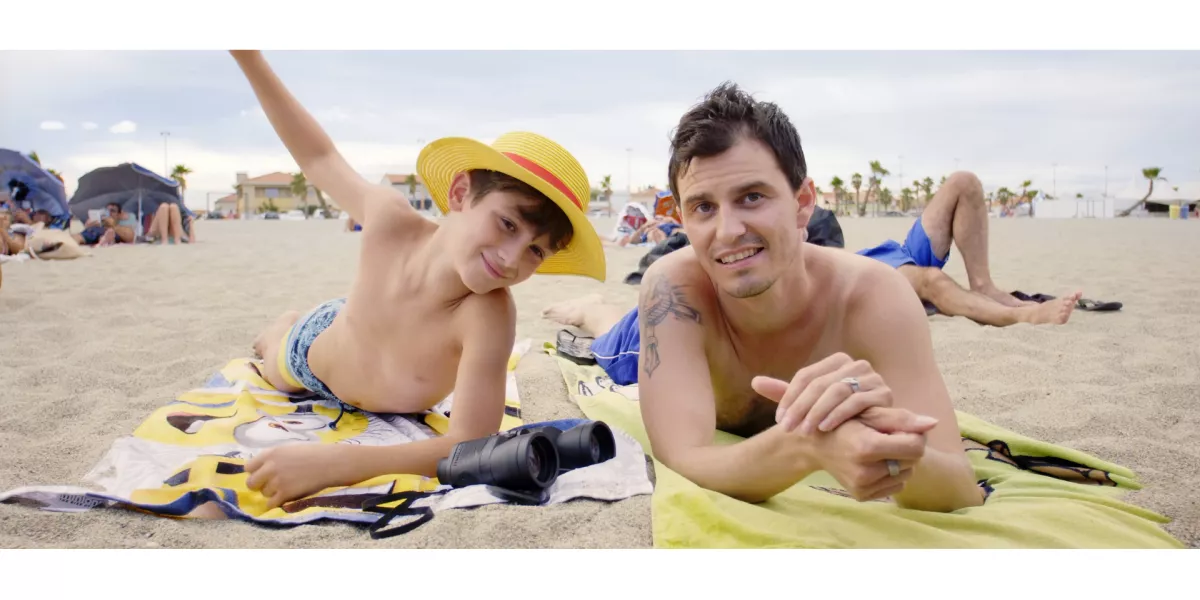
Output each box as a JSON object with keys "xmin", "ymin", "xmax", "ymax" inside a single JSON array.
[{"xmin": 2, "ymin": 50, "xmax": 1198, "ymax": 210}]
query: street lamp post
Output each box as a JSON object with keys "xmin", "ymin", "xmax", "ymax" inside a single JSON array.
[{"xmin": 160, "ymin": 131, "xmax": 170, "ymax": 175}]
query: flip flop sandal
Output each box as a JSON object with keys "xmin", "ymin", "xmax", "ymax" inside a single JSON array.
[
  {"xmin": 1076, "ymin": 298, "xmax": 1123, "ymax": 312},
  {"xmin": 556, "ymin": 329, "xmax": 596, "ymax": 365},
  {"xmin": 1011, "ymin": 291, "xmax": 1057, "ymax": 303}
]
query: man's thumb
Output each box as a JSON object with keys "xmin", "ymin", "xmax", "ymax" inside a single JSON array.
[
  {"xmin": 858, "ymin": 407, "xmax": 938, "ymax": 434},
  {"xmin": 750, "ymin": 376, "xmax": 788, "ymax": 403}
]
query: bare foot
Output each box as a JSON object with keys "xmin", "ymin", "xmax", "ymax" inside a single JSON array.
[
  {"xmin": 541, "ymin": 293, "xmax": 605, "ymax": 328},
  {"xmin": 99, "ymin": 229, "xmax": 117, "ymax": 247},
  {"xmin": 253, "ymin": 310, "xmax": 301, "ymax": 359},
  {"xmin": 1014, "ymin": 291, "xmax": 1082, "ymax": 325}
]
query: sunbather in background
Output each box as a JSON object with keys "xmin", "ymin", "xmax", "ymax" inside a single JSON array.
[{"xmin": 857, "ymin": 172, "xmax": 1082, "ymax": 327}]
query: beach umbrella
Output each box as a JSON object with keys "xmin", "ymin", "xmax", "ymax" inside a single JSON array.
[
  {"xmin": 0, "ymin": 148, "xmax": 70, "ymax": 228},
  {"xmin": 68, "ymin": 163, "xmax": 182, "ymax": 235}
]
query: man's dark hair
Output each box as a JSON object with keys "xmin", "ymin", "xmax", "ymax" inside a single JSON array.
[
  {"xmin": 467, "ymin": 169, "xmax": 574, "ymax": 252},
  {"xmin": 668, "ymin": 82, "xmax": 807, "ymax": 204},
  {"xmin": 106, "ymin": 202, "xmax": 122, "ymax": 212}
]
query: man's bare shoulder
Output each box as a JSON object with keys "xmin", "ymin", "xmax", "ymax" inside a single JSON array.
[
  {"xmin": 826, "ymin": 248, "xmax": 928, "ymax": 353},
  {"xmin": 814, "ymin": 247, "xmax": 911, "ymax": 310},
  {"xmin": 642, "ymin": 246, "xmax": 714, "ymax": 298}
]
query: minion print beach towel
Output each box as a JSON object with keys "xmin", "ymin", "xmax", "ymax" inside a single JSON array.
[{"xmin": 0, "ymin": 340, "xmax": 652, "ymax": 534}]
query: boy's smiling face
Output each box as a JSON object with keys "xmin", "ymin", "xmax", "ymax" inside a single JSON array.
[{"xmin": 445, "ymin": 172, "xmax": 569, "ymax": 294}]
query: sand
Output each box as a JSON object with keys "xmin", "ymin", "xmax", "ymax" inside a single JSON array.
[{"xmin": 0, "ymin": 215, "xmax": 1196, "ymax": 548}]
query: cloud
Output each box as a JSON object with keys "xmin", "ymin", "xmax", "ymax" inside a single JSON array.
[
  {"xmin": 109, "ymin": 120, "xmax": 137, "ymax": 134},
  {"xmin": 81, "ymin": 122, "xmax": 98, "ymax": 130},
  {"xmin": 39, "ymin": 120, "xmax": 66, "ymax": 130}
]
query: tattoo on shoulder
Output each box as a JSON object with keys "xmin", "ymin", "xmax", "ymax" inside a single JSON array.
[{"xmin": 640, "ymin": 275, "xmax": 701, "ymax": 379}]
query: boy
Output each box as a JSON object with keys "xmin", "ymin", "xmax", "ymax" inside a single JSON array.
[{"xmin": 230, "ymin": 51, "xmax": 605, "ymax": 508}]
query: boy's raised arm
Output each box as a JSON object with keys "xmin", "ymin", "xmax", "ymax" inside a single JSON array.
[{"xmin": 230, "ymin": 50, "xmax": 409, "ymax": 226}]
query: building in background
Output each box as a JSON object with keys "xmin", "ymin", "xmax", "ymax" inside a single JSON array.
[
  {"xmin": 380, "ymin": 174, "xmax": 432, "ymax": 211},
  {"xmin": 231, "ymin": 171, "xmax": 339, "ymax": 216}
]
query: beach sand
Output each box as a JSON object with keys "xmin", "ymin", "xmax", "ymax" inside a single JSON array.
[{"xmin": 1, "ymin": 215, "xmax": 1196, "ymax": 548}]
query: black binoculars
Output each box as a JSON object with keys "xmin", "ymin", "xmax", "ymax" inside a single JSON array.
[{"xmin": 436, "ymin": 421, "xmax": 617, "ymax": 499}]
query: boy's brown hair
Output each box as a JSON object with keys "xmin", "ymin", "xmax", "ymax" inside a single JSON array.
[{"xmin": 467, "ymin": 169, "xmax": 574, "ymax": 252}]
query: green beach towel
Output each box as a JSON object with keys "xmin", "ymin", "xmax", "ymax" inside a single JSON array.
[{"xmin": 547, "ymin": 349, "xmax": 1183, "ymax": 548}]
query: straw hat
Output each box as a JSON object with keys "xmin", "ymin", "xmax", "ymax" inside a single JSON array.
[{"xmin": 417, "ymin": 132, "xmax": 605, "ymax": 282}]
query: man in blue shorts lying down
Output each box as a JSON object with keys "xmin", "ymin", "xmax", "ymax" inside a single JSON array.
[{"xmin": 854, "ymin": 171, "xmax": 1081, "ymax": 328}]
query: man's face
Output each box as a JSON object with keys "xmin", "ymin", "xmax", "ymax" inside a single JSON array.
[
  {"xmin": 107, "ymin": 204, "xmax": 122, "ymax": 216},
  {"xmin": 676, "ymin": 136, "xmax": 815, "ymax": 299},
  {"xmin": 446, "ymin": 178, "xmax": 558, "ymax": 294}
]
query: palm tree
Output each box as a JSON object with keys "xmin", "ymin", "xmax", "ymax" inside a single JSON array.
[
  {"xmin": 920, "ymin": 177, "xmax": 935, "ymax": 207},
  {"xmin": 1118, "ymin": 167, "xmax": 1166, "ymax": 217},
  {"xmin": 28, "ymin": 151, "xmax": 40, "ymax": 165},
  {"xmin": 405, "ymin": 174, "xmax": 418, "ymax": 209},
  {"xmin": 830, "ymin": 176, "xmax": 845, "ymax": 215},
  {"xmin": 1075, "ymin": 193, "xmax": 1084, "ymax": 199},
  {"xmin": 290, "ymin": 172, "xmax": 311, "ymax": 218},
  {"xmin": 877, "ymin": 187, "xmax": 893, "ymax": 211},
  {"xmin": 850, "ymin": 173, "xmax": 863, "ymax": 216},
  {"xmin": 313, "ymin": 187, "xmax": 331, "ymax": 218},
  {"xmin": 864, "ymin": 161, "xmax": 890, "ymax": 216},
  {"xmin": 1019, "ymin": 179, "xmax": 1033, "ymax": 217},
  {"xmin": 599, "ymin": 175, "xmax": 613, "ymax": 216},
  {"xmin": 996, "ymin": 187, "xmax": 1014, "ymax": 208},
  {"xmin": 233, "ymin": 183, "xmax": 244, "ymax": 217},
  {"xmin": 171, "ymin": 164, "xmax": 193, "ymax": 200},
  {"xmin": 899, "ymin": 187, "xmax": 914, "ymax": 212}
]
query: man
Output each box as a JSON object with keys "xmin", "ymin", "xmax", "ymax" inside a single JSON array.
[
  {"xmin": 857, "ymin": 173, "xmax": 1081, "ymax": 326},
  {"xmin": 544, "ymin": 83, "xmax": 982, "ymax": 512},
  {"xmin": 77, "ymin": 202, "xmax": 138, "ymax": 246}
]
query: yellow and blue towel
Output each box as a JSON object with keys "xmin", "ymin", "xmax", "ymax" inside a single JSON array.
[{"xmin": 549, "ymin": 350, "xmax": 1184, "ymax": 548}]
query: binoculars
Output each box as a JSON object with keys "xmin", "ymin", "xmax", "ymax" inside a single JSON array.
[{"xmin": 436, "ymin": 421, "xmax": 617, "ymax": 501}]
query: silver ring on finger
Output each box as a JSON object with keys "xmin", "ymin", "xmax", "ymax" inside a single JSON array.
[
  {"xmin": 886, "ymin": 459, "xmax": 900, "ymax": 478},
  {"xmin": 840, "ymin": 377, "xmax": 860, "ymax": 393}
]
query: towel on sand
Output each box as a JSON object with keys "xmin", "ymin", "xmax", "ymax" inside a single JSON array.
[
  {"xmin": 548, "ymin": 350, "xmax": 1183, "ymax": 548},
  {"xmin": 0, "ymin": 340, "xmax": 652, "ymax": 534}
]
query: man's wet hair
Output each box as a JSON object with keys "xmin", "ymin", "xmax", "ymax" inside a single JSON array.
[
  {"xmin": 467, "ymin": 169, "xmax": 574, "ymax": 252},
  {"xmin": 668, "ymin": 82, "xmax": 807, "ymax": 202}
]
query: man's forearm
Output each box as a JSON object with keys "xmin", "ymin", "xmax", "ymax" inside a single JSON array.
[
  {"xmin": 664, "ymin": 426, "xmax": 816, "ymax": 504},
  {"xmin": 894, "ymin": 446, "xmax": 982, "ymax": 512}
]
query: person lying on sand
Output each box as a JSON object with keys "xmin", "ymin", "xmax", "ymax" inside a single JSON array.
[
  {"xmin": 543, "ymin": 83, "xmax": 983, "ymax": 512},
  {"xmin": 611, "ymin": 215, "xmax": 681, "ymax": 247},
  {"xmin": 230, "ymin": 50, "xmax": 604, "ymax": 507},
  {"xmin": 1, "ymin": 209, "xmax": 63, "ymax": 255},
  {"xmin": 856, "ymin": 173, "xmax": 1081, "ymax": 326}
]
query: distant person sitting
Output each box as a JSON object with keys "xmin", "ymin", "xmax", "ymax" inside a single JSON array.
[
  {"xmin": 345, "ymin": 216, "xmax": 362, "ymax": 232},
  {"xmin": 856, "ymin": 172, "xmax": 1081, "ymax": 327},
  {"xmin": 144, "ymin": 203, "xmax": 190, "ymax": 245},
  {"xmin": 78, "ymin": 202, "xmax": 138, "ymax": 246}
]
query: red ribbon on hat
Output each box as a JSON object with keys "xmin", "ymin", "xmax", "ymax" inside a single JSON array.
[{"xmin": 503, "ymin": 152, "xmax": 581, "ymax": 210}]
